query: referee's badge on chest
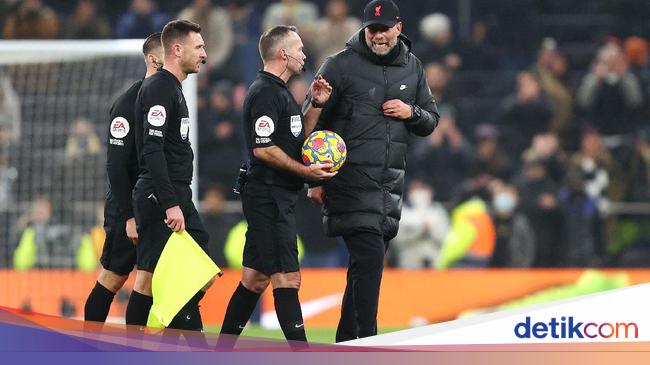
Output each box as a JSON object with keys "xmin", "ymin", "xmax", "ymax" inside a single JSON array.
[
  {"xmin": 290, "ymin": 115, "xmax": 302, "ymax": 137},
  {"xmin": 180, "ymin": 118, "xmax": 190, "ymax": 140}
]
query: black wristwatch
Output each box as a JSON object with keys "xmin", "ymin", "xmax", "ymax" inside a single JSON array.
[
  {"xmin": 311, "ymin": 98, "xmax": 326, "ymax": 108},
  {"xmin": 410, "ymin": 104, "xmax": 422, "ymax": 119}
]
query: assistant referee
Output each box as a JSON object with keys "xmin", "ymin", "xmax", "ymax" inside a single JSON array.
[
  {"xmin": 84, "ymin": 33, "xmax": 163, "ymax": 324},
  {"xmin": 128, "ymin": 20, "xmax": 213, "ymax": 331}
]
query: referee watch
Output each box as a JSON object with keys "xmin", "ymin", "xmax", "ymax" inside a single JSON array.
[{"xmin": 311, "ymin": 98, "xmax": 326, "ymax": 109}]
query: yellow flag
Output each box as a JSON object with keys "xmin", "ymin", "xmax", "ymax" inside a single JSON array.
[{"xmin": 147, "ymin": 231, "xmax": 221, "ymax": 328}]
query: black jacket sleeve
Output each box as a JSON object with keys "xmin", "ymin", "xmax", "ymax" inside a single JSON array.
[
  {"xmin": 303, "ymin": 57, "xmax": 344, "ymax": 188},
  {"xmin": 107, "ymin": 111, "xmax": 137, "ymax": 219},
  {"xmin": 405, "ymin": 60, "xmax": 439, "ymax": 136},
  {"xmin": 303, "ymin": 56, "xmax": 344, "ymax": 131},
  {"xmin": 141, "ymin": 91, "xmax": 178, "ymax": 211}
]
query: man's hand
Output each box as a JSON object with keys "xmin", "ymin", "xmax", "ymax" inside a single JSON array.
[
  {"xmin": 126, "ymin": 217, "xmax": 138, "ymax": 244},
  {"xmin": 308, "ymin": 186, "xmax": 326, "ymax": 205},
  {"xmin": 310, "ymin": 74, "xmax": 332, "ymax": 106},
  {"xmin": 382, "ymin": 99, "xmax": 413, "ymax": 120},
  {"xmin": 303, "ymin": 163, "xmax": 337, "ymax": 181},
  {"xmin": 164, "ymin": 205, "xmax": 185, "ymax": 232}
]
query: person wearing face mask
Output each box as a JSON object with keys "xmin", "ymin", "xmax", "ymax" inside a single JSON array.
[
  {"xmin": 392, "ymin": 180, "xmax": 449, "ymax": 269},
  {"xmin": 303, "ymin": 0, "xmax": 439, "ymax": 341},
  {"xmin": 489, "ymin": 182, "xmax": 536, "ymax": 268}
]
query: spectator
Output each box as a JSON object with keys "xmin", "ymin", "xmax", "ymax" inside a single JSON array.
[
  {"xmin": 312, "ymin": 0, "xmax": 361, "ymax": 67},
  {"xmin": 624, "ymin": 130, "xmax": 650, "ymax": 202},
  {"xmin": 577, "ymin": 43, "xmax": 644, "ymax": 136},
  {"xmin": 177, "ymin": 0, "xmax": 234, "ymax": 72},
  {"xmin": 533, "ymin": 38, "xmax": 575, "ymax": 149},
  {"xmin": 521, "ymin": 132, "xmax": 567, "ymax": 185},
  {"xmin": 566, "ymin": 128, "xmax": 624, "ymax": 203},
  {"xmin": 409, "ymin": 111, "xmax": 474, "ymax": 202},
  {"xmin": 0, "ymin": 1, "xmax": 12, "ymax": 33},
  {"xmin": 114, "ymin": 0, "xmax": 168, "ymax": 39},
  {"xmin": 500, "ymin": 71, "xmax": 554, "ymax": 159},
  {"xmin": 416, "ymin": 13, "xmax": 461, "ymax": 72},
  {"xmin": 2, "ymin": 0, "xmax": 59, "ymax": 39},
  {"xmin": 199, "ymin": 184, "xmax": 240, "ymax": 268},
  {"xmin": 457, "ymin": 20, "xmax": 499, "ymax": 71},
  {"xmin": 515, "ymin": 158, "xmax": 564, "ymax": 267},
  {"xmin": 63, "ymin": 117, "xmax": 103, "ymax": 205},
  {"xmin": 0, "ymin": 76, "xmax": 20, "ymax": 146},
  {"xmin": 392, "ymin": 180, "xmax": 449, "ymax": 269},
  {"xmin": 62, "ymin": 0, "xmax": 111, "ymax": 39},
  {"xmin": 471, "ymin": 123, "xmax": 512, "ymax": 181},
  {"xmin": 425, "ymin": 62, "xmax": 458, "ymax": 107},
  {"xmin": 262, "ymin": 0, "xmax": 319, "ymax": 70},
  {"xmin": 221, "ymin": 0, "xmax": 263, "ymax": 85},
  {"xmin": 489, "ymin": 181, "xmax": 536, "ymax": 267},
  {"xmin": 424, "ymin": 62, "xmax": 462, "ymax": 133},
  {"xmin": 13, "ymin": 197, "xmax": 77, "ymax": 269},
  {"xmin": 197, "ymin": 84, "xmax": 243, "ymax": 196},
  {"xmin": 0, "ymin": 125, "xmax": 17, "ymax": 268},
  {"xmin": 557, "ymin": 171, "xmax": 602, "ymax": 267},
  {"xmin": 64, "ymin": 117, "xmax": 102, "ymax": 160},
  {"xmin": 436, "ymin": 194, "xmax": 495, "ymax": 269}
]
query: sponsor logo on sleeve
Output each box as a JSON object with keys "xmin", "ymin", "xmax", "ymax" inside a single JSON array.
[
  {"xmin": 180, "ymin": 117, "xmax": 190, "ymax": 140},
  {"xmin": 290, "ymin": 115, "xmax": 302, "ymax": 137},
  {"xmin": 110, "ymin": 117, "xmax": 129, "ymax": 139},
  {"xmin": 148, "ymin": 129, "xmax": 163, "ymax": 137},
  {"xmin": 147, "ymin": 105, "xmax": 166, "ymax": 127},
  {"xmin": 254, "ymin": 115, "xmax": 274, "ymax": 137},
  {"xmin": 255, "ymin": 137, "xmax": 271, "ymax": 144}
]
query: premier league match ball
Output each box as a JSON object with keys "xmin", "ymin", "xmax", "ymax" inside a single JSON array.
[{"xmin": 301, "ymin": 130, "xmax": 347, "ymax": 172}]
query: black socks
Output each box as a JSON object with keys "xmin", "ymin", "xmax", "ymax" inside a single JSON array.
[
  {"xmin": 273, "ymin": 288, "xmax": 307, "ymax": 343},
  {"xmin": 219, "ymin": 283, "xmax": 261, "ymax": 335},
  {"xmin": 84, "ymin": 281, "xmax": 115, "ymax": 322},
  {"xmin": 125, "ymin": 290, "xmax": 153, "ymax": 326},
  {"xmin": 168, "ymin": 291, "xmax": 206, "ymax": 331}
]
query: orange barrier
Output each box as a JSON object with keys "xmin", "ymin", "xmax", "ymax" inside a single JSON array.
[{"xmin": 2, "ymin": 269, "xmax": 650, "ymax": 327}]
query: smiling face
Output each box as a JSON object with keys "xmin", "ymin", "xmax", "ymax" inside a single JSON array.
[{"xmin": 364, "ymin": 22, "xmax": 402, "ymax": 56}]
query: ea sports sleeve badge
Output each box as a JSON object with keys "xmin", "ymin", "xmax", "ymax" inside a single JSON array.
[
  {"xmin": 147, "ymin": 231, "xmax": 222, "ymax": 328},
  {"xmin": 147, "ymin": 105, "xmax": 166, "ymax": 127}
]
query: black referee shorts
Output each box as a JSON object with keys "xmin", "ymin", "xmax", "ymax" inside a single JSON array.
[
  {"xmin": 99, "ymin": 217, "xmax": 136, "ymax": 276},
  {"xmin": 133, "ymin": 179, "xmax": 210, "ymax": 273},
  {"xmin": 241, "ymin": 181, "xmax": 300, "ymax": 276}
]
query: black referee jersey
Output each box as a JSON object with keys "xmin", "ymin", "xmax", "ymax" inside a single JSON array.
[
  {"xmin": 134, "ymin": 68, "xmax": 193, "ymax": 210},
  {"xmin": 105, "ymin": 79, "xmax": 142, "ymax": 225},
  {"xmin": 244, "ymin": 70, "xmax": 306, "ymax": 190}
]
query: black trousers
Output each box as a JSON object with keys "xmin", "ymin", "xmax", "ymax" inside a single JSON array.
[{"xmin": 335, "ymin": 231, "xmax": 389, "ymax": 342}]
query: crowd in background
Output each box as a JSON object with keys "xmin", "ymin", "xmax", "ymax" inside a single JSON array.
[{"xmin": 3, "ymin": 0, "xmax": 650, "ymax": 270}]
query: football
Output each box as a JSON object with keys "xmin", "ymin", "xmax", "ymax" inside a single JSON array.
[{"xmin": 301, "ymin": 130, "xmax": 347, "ymax": 172}]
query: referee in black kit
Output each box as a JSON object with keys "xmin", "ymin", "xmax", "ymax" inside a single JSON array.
[
  {"xmin": 218, "ymin": 25, "xmax": 334, "ymax": 347},
  {"xmin": 128, "ymin": 20, "xmax": 214, "ymax": 331},
  {"xmin": 84, "ymin": 33, "xmax": 163, "ymax": 324}
]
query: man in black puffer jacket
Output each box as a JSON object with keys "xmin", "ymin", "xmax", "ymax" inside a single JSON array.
[{"xmin": 303, "ymin": 0, "xmax": 439, "ymax": 342}]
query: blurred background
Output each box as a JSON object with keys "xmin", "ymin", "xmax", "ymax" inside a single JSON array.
[{"xmin": 3, "ymin": 0, "xmax": 650, "ymax": 341}]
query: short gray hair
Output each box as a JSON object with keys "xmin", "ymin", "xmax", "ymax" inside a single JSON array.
[{"xmin": 259, "ymin": 25, "xmax": 298, "ymax": 63}]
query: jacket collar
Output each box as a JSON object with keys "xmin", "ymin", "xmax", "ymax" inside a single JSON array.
[{"xmin": 346, "ymin": 29, "xmax": 412, "ymax": 66}]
